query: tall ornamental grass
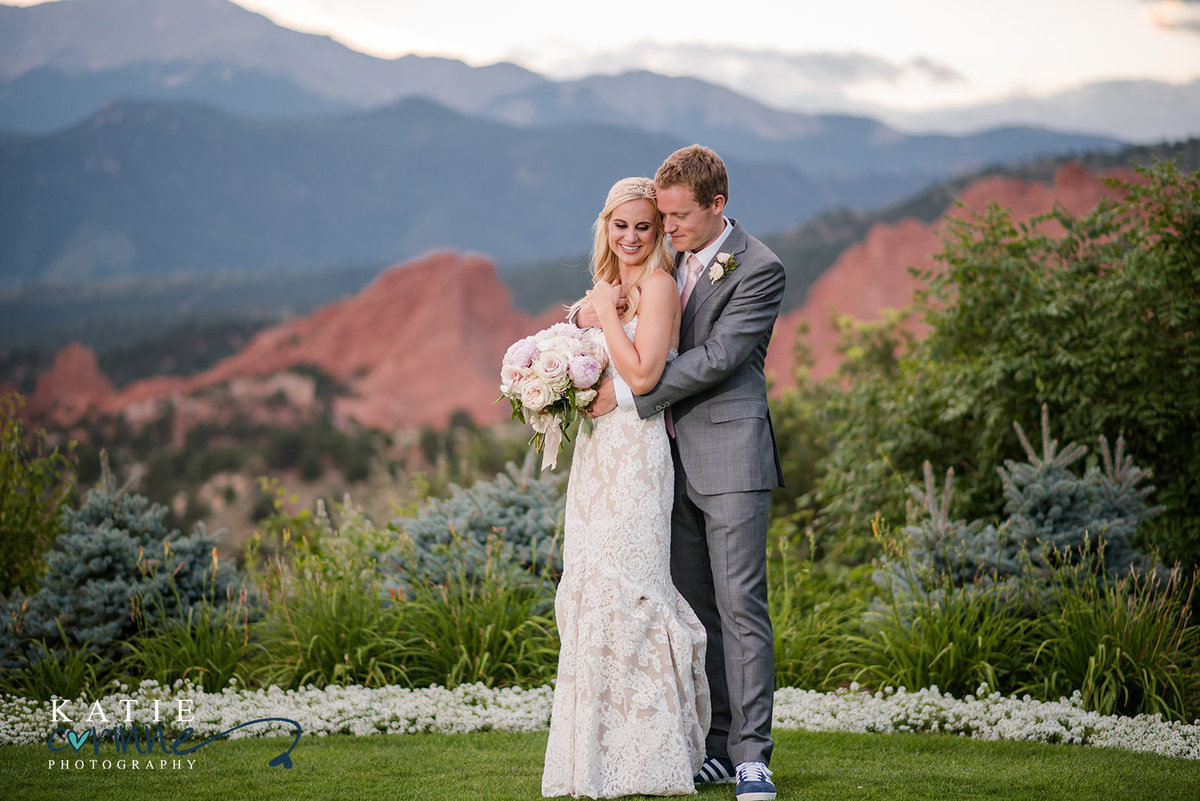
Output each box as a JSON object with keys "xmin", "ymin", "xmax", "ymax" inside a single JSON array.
[
  {"xmin": 1028, "ymin": 561, "xmax": 1199, "ymax": 720},
  {"xmin": 841, "ymin": 576, "xmax": 1039, "ymax": 698},
  {"xmin": 770, "ymin": 534, "xmax": 870, "ymax": 690},
  {"xmin": 398, "ymin": 543, "xmax": 559, "ymax": 689},
  {"xmin": 247, "ymin": 494, "xmax": 561, "ymax": 692}
]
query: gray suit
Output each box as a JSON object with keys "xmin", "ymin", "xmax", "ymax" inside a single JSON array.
[{"xmin": 633, "ymin": 218, "xmax": 784, "ymax": 766}]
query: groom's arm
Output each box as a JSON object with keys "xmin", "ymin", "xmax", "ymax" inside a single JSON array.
[{"xmin": 634, "ymin": 255, "xmax": 784, "ymax": 415}]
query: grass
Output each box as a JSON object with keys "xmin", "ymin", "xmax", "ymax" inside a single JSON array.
[{"xmin": 3, "ymin": 728, "xmax": 1198, "ymax": 801}]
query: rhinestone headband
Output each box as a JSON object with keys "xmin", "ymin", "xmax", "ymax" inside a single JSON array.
[
  {"xmin": 609, "ymin": 182, "xmax": 656, "ymax": 205},
  {"xmin": 624, "ymin": 183, "xmax": 656, "ymax": 198}
]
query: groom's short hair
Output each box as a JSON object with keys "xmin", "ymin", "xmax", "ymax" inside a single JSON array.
[{"xmin": 655, "ymin": 144, "xmax": 729, "ymax": 209}]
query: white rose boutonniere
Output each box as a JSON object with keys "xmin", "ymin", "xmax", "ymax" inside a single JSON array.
[{"xmin": 709, "ymin": 252, "xmax": 739, "ymax": 284}]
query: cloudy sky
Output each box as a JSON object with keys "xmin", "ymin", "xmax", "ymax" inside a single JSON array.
[
  {"xmin": 8, "ymin": 0, "xmax": 1200, "ymax": 122},
  {"xmin": 233, "ymin": 0, "xmax": 1200, "ymax": 114}
]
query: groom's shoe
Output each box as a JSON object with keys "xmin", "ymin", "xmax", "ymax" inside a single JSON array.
[
  {"xmin": 693, "ymin": 754, "xmax": 735, "ymax": 785},
  {"xmin": 735, "ymin": 761, "xmax": 776, "ymax": 801}
]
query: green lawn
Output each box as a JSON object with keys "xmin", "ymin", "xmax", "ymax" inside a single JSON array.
[{"xmin": 3, "ymin": 729, "xmax": 1197, "ymax": 801}]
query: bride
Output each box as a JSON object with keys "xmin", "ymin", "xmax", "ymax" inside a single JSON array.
[{"xmin": 542, "ymin": 177, "xmax": 710, "ymax": 798}]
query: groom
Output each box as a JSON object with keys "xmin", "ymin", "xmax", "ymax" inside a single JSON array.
[{"xmin": 585, "ymin": 144, "xmax": 785, "ymax": 801}]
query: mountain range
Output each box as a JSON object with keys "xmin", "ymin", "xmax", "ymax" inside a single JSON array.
[{"xmin": 0, "ymin": 0, "xmax": 1137, "ymax": 289}]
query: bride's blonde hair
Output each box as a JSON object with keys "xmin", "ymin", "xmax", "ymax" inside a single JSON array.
[{"xmin": 569, "ymin": 177, "xmax": 674, "ymax": 323}]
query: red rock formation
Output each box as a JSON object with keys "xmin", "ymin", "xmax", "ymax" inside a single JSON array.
[
  {"xmin": 34, "ymin": 252, "xmax": 544, "ymax": 432},
  {"xmin": 28, "ymin": 343, "xmax": 114, "ymax": 426},
  {"xmin": 765, "ymin": 163, "xmax": 1136, "ymax": 390},
  {"xmin": 27, "ymin": 164, "xmax": 1140, "ymax": 432}
]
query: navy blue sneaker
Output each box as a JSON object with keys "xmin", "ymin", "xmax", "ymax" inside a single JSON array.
[
  {"xmin": 735, "ymin": 761, "xmax": 776, "ymax": 801},
  {"xmin": 693, "ymin": 754, "xmax": 736, "ymax": 785}
]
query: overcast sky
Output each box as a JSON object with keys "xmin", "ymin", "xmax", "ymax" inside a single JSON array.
[
  {"xmin": 9, "ymin": 0, "xmax": 1200, "ymax": 114},
  {"xmin": 238, "ymin": 0, "xmax": 1200, "ymax": 113}
]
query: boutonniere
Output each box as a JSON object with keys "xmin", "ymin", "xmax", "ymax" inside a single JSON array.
[{"xmin": 709, "ymin": 252, "xmax": 739, "ymax": 284}]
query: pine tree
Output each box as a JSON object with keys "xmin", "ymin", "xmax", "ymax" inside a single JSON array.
[
  {"xmin": 1, "ymin": 454, "xmax": 242, "ymax": 671},
  {"xmin": 380, "ymin": 454, "xmax": 564, "ymax": 594},
  {"xmin": 880, "ymin": 407, "xmax": 1161, "ymax": 602},
  {"xmin": 999, "ymin": 406, "xmax": 1160, "ymax": 577}
]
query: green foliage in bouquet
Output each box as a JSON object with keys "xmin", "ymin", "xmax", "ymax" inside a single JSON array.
[
  {"xmin": 379, "ymin": 454, "xmax": 565, "ymax": 593},
  {"xmin": 818, "ymin": 161, "xmax": 1200, "ymax": 567},
  {"xmin": 0, "ymin": 454, "xmax": 244, "ymax": 686}
]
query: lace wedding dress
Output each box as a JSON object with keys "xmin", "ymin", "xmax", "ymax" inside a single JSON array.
[{"xmin": 542, "ymin": 318, "xmax": 710, "ymax": 799}]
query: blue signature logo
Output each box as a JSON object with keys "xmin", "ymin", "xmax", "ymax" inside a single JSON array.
[{"xmin": 48, "ymin": 717, "xmax": 303, "ymax": 768}]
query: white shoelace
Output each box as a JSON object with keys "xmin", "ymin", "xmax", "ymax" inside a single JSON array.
[{"xmin": 736, "ymin": 762, "xmax": 773, "ymax": 783}]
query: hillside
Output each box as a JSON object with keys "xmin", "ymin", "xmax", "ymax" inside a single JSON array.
[
  {"xmin": 22, "ymin": 157, "xmax": 1175, "ymax": 439},
  {"xmin": 0, "ymin": 98, "xmax": 836, "ymax": 286},
  {"xmin": 763, "ymin": 162, "xmax": 1143, "ymax": 388},
  {"xmin": 26, "ymin": 252, "xmax": 546, "ymax": 432}
]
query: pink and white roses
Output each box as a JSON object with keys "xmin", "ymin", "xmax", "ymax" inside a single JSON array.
[
  {"xmin": 709, "ymin": 251, "xmax": 739, "ymax": 283},
  {"xmin": 499, "ymin": 322, "xmax": 609, "ymax": 468}
]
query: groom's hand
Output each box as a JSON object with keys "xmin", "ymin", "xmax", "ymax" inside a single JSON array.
[{"xmin": 588, "ymin": 377, "xmax": 618, "ymax": 418}]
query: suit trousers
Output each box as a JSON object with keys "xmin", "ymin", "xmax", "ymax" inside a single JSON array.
[{"xmin": 668, "ymin": 437, "xmax": 774, "ymax": 766}]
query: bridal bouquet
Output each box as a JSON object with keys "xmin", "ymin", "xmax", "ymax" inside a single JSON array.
[{"xmin": 499, "ymin": 322, "xmax": 609, "ymax": 469}]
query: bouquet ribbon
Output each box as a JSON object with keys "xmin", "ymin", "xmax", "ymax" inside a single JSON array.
[{"xmin": 542, "ymin": 424, "xmax": 563, "ymax": 470}]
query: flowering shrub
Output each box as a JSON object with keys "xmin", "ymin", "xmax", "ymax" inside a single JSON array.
[{"xmin": 3, "ymin": 681, "xmax": 1197, "ymax": 760}]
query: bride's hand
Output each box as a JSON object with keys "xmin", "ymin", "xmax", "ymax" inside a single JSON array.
[{"xmin": 587, "ymin": 280, "xmax": 621, "ymax": 313}]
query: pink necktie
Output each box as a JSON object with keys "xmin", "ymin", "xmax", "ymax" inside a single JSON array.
[
  {"xmin": 679, "ymin": 253, "xmax": 704, "ymax": 310},
  {"xmin": 666, "ymin": 254, "xmax": 704, "ymax": 439}
]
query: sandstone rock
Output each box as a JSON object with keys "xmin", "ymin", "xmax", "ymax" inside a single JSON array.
[
  {"xmin": 35, "ymin": 251, "xmax": 543, "ymax": 432},
  {"xmin": 766, "ymin": 163, "xmax": 1136, "ymax": 390},
  {"xmin": 28, "ymin": 342, "xmax": 114, "ymax": 426}
]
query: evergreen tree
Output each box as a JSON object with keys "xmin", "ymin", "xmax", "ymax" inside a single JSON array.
[
  {"xmin": 879, "ymin": 407, "xmax": 1161, "ymax": 601},
  {"xmin": 380, "ymin": 454, "xmax": 564, "ymax": 594},
  {"xmin": 0, "ymin": 455, "xmax": 241, "ymax": 671}
]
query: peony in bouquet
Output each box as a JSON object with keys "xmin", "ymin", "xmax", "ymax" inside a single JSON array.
[{"xmin": 499, "ymin": 322, "xmax": 609, "ymax": 468}]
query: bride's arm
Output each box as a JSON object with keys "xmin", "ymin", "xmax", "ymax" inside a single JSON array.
[{"xmin": 589, "ymin": 271, "xmax": 679, "ymax": 395}]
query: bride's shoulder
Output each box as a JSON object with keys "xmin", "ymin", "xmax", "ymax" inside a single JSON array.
[{"xmin": 643, "ymin": 269, "xmax": 677, "ymax": 293}]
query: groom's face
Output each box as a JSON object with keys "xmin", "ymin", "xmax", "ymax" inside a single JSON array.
[{"xmin": 656, "ymin": 184, "xmax": 726, "ymax": 254}]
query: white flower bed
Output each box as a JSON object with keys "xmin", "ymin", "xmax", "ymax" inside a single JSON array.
[
  {"xmin": 3, "ymin": 681, "xmax": 1197, "ymax": 760},
  {"xmin": 773, "ymin": 684, "xmax": 1200, "ymax": 759}
]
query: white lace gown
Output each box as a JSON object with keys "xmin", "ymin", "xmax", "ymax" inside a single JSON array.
[{"xmin": 542, "ymin": 319, "xmax": 710, "ymax": 799}]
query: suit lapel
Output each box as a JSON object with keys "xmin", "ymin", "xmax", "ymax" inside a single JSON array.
[{"xmin": 681, "ymin": 220, "xmax": 748, "ymax": 333}]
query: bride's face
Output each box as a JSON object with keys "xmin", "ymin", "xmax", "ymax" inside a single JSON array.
[{"xmin": 606, "ymin": 198, "xmax": 658, "ymax": 269}]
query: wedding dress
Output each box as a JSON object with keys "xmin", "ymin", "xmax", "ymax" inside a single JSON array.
[{"xmin": 542, "ymin": 318, "xmax": 709, "ymax": 799}]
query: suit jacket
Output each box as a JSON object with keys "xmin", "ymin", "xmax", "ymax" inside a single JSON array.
[{"xmin": 634, "ymin": 218, "xmax": 786, "ymax": 495}]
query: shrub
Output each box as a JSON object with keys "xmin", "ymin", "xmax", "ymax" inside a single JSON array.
[
  {"xmin": 770, "ymin": 534, "xmax": 872, "ymax": 690},
  {"xmin": 397, "ymin": 542, "xmax": 559, "ymax": 689},
  {"xmin": 1026, "ymin": 560, "xmax": 1199, "ymax": 721},
  {"xmin": 0, "ymin": 622, "xmax": 104, "ymax": 701},
  {"xmin": 246, "ymin": 491, "xmax": 558, "ymax": 690},
  {"xmin": 878, "ymin": 407, "xmax": 1161, "ymax": 602},
  {"xmin": 249, "ymin": 494, "xmax": 410, "ymax": 689},
  {"xmin": 845, "ymin": 561, "xmax": 1039, "ymax": 698},
  {"xmin": 119, "ymin": 591, "xmax": 264, "ymax": 693},
  {"xmin": 0, "ymin": 455, "xmax": 243, "ymax": 681},
  {"xmin": 0, "ymin": 391, "xmax": 76, "ymax": 595},
  {"xmin": 818, "ymin": 162, "xmax": 1200, "ymax": 567},
  {"xmin": 380, "ymin": 455, "xmax": 565, "ymax": 593}
]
